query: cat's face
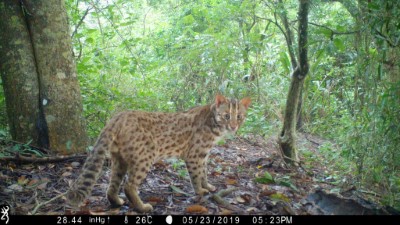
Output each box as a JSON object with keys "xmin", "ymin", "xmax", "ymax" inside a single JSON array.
[{"xmin": 213, "ymin": 94, "xmax": 251, "ymax": 133}]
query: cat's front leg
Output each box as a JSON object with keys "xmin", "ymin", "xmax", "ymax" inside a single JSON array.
[
  {"xmin": 186, "ymin": 159, "xmax": 209, "ymax": 196},
  {"xmin": 201, "ymin": 162, "xmax": 216, "ymax": 192}
]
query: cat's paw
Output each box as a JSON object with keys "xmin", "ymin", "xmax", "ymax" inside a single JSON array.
[
  {"xmin": 205, "ymin": 183, "xmax": 216, "ymax": 192},
  {"xmin": 137, "ymin": 203, "xmax": 153, "ymax": 213},
  {"xmin": 109, "ymin": 197, "xmax": 124, "ymax": 207},
  {"xmin": 107, "ymin": 194, "xmax": 125, "ymax": 207},
  {"xmin": 196, "ymin": 188, "xmax": 210, "ymax": 196}
]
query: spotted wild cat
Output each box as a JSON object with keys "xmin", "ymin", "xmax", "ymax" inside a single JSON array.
[{"xmin": 66, "ymin": 94, "xmax": 251, "ymax": 212}]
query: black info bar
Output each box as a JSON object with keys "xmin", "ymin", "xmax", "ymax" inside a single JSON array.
[{"xmin": 2, "ymin": 215, "xmax": 398, "ymax": 225}]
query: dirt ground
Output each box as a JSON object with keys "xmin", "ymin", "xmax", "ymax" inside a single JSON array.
[{"xmin": 0, "ymin": 134, "xmax": 394, "ymax": 215}]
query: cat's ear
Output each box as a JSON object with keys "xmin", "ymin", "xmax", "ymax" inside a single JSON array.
[
  {"xmin": 215, "ymin": 94, "xmax": 227, "ymax": 107},
  {"xmin": 240, "ymin": 97, "xmax": 251, "ymax": 110}
]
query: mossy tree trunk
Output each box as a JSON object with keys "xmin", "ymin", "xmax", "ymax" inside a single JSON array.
[
  {"xmin": 0, "ymin": 0, "xmax": 87, "ymax": 154},
  {"xmin": 278, "ymin": 0, "xmax": 309, "ymax": 165}
]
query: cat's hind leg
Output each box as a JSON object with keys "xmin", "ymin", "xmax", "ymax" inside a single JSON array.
[
  {"xmin": 124, "ymin": 137, "xmax": 156, "ymax": 212},
  {"xmin": 107, "ymin": 152, "xmax": 127, "ymax": 207}
]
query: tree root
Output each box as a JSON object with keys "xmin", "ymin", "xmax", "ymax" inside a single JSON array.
[
  {"xmin": 211, "ymin": 187, "xmax": 241, "ymax": 211},
  {"xmin": 0, "ymin": 153, "xmax": 86, "ymax": 164}
]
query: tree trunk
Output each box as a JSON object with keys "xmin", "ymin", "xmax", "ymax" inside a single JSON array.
[
  {"xmin": 278, "ymin": 0, "xmax": 304, "ymax": 131},
  {"xmin": 279, "ymin": 70, "xmax": 304, "ymax": 164},
  {"xmin": 0, "ymin": 1, "xmax": 41, "ymax": 145},
  {"xmin": 279, "ymin": 0, "xmax": 309, "ymax": 165},
  {"xmin": 296, "ymin": 88, "xmax": 304, "ymax": 130},
  {"xmin": 0, "ymin": 0, "xmax": 88, "ymax": 154}
]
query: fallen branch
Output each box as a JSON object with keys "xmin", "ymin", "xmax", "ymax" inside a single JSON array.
[
  {"xmin": 0, "ymin": 153, "xmax": 86, "ymax": 164},
  {"xmin": 211, "ymin": 188, "xmax": 241, "ymax": 211},
  {"xmin": 31, "ymin": 192, "xmax": 67, "ymax": 215}
]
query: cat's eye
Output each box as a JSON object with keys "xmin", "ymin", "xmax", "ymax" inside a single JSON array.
[
  {"xmin": 224, "ymin": 114, "xmax": 230, "ymax": 120},
  {"xmin": 237, "ymin": 115, "xmax": 242, "ymax": 120}
]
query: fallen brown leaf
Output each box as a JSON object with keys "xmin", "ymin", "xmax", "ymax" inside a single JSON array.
[
  {"xmin": 107, "ymin": 208, "xmax": 121, "ymax": 215},
  {"xmin": 23, "ymin": 165, "xmax": 34, "ymax": 170},
  {"xmin": 246, "ymin": 207, "xmax": 258, "ymax": 213},
  {"xmin": 71, "ymin": 162, "xmax": 81, "ymax": 168},
  {"xmin": 186, "ymin": 205, "xmax": 208, "ymax": 214},
  {"xmin": 146, "ymin": 196, "xmax": 163, "ymax": 203},
  {"xmin": 219, "ymin": 208, "xmax": 233, "ymax": 215},
  {"xmin": 64, "ymin": 209, "xmax": 73, "ymax": 215},
  {"xmin": 225, "ymin": 178, "xmax": 237, "ymax": 185},
  {"xmin": 90, "ymin": 206, "xmax": 105, "ymax": 213},
  {"xmin": 18, "ymin": 175, "xmax": 29, "ymax": 185},
  {"xmin": 7, "ymin": 184, "xmax": 22, "ymax": 192},
  {"xmin": 9, "ymin": 163, "xmax": 17, "ymax": 170},
  {"xmin": 37, "ymin": 178, "xmax": 50, "ymax": 190},
  {"xmin": 225, "ymin": 174, "xmax": 237, "ymax": 179},
  {"xmin": 214, "ymin": 157, "xmax": 224, "ymax": 163},
  {"xmin": 73, "ymin": 209, "xmax": 91, "ymax": 215},
  {"xmin": 259, "ymin": 190, "xmax": 276, "ymax": 197},
  {"xmin": 240, "ymin": 194, "xmax": 252, "ymax": 204},
  {"xmin": 0, "ymin": 172, "xmax": 10, "ymax": 180},
  {"xmin": 27, "ymin": 179, "xmax": 39, "ymax": 187},
  {"xmin": 38, "ymin": 165, "xmax": 46, "ymax": 171},
  {"xmin": 154, "ymin": 160, "xmax": 168, "ymax": 168},
  {"xmin": 235, "ymin": 196, "xmax": 246, "ymax": 204},
  {"xmin": 211, "ymin": 171, "xmax": 222, "ymax": 176},
  {"xmin": 63, "ymin": 207, "xmax": 91, "ymax": 215},
  {"xmin": 62, "ymin": 172, "xmax": 72, "ymax": 177}
]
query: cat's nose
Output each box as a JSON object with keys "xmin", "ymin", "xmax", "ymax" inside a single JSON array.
[{"xmin": 230, "ymin": 125, "xmax": 238, "ymax": 132}]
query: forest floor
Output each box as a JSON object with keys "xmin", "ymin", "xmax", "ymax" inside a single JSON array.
[{"xmin": 0, "ymin": 134, "xmax": 394, "ymax": 215}]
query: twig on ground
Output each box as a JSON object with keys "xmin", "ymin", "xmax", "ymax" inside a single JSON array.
[{"xmin": 30, "ymin": 192, "xmax": 67, "ymax": 215}]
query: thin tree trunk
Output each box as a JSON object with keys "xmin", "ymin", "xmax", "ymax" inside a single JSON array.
[
  {"xmin": 279, "ymin": 0, "xmax": 309, "ymax": 165},
  {"xmin": 279, "ymin": 71, "xmax": 304, "ymax": 164},
  {"xmin": 296, "ymin": 88, "xmax": 304, "ymax": 130},
  {"xmin": 278, "ymin": 0, "xmax": 304, "ymax": 131}
]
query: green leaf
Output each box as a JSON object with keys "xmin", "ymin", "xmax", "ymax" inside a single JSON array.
[
  {"xmin": 333, "ymin": 38, "xmax": 345, "ymax": 51},
  {"xmin": 270, "ymin": 193, "xmax": 290, "ymax": 202},
  {"xmin": 367, "ymin": 2, "xmax": 380, "ymax": 10},
  {"xmin": 86, "ymin": 29, "xmax": 98, "ymax": 34},
  {"xmin": 316, "ymin": 28, "xmax": 332, "ymax": 38},
  {"xmin": 86, "ymin": 37, "xmax": 94, "ymax": 44},
  {"xmin": 170, "ymin": 185, "xmax": 192, "ymax": 196},
  {"xmin": 119, "ymin": 59, "xmax": 129, "ymax": 67},
  {"xmin": 254, "ymin": 172, "xmax": 275, "ymax": 184},
  {"xmin": 279, "ymin": 51, "xmax": 290, "ymax": 74},
  {"xmin": 23, "ymin": 149, "xmax": 44, "ymax": 157},
  {"xmin": 182, "ymin": 15, "xmax": 195, "ymax": 25},
  {"xmin": 277, "ymin": 179, "xmax": 299, "ymax": 192}
]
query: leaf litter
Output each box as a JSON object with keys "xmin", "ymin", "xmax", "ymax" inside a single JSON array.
[{"xmin": 0, "ymin": 134, "xmax": 395, "ymax": 215}]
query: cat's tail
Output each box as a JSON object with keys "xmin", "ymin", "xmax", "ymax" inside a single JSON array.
[{"xmin": 66, "ymin": 136, "xmax": 109, "ymax": 208}]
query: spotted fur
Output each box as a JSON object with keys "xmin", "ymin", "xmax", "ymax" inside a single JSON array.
[{"xmin": 66, "ymin": 94, "xmax": 251, "ymax": 212}]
